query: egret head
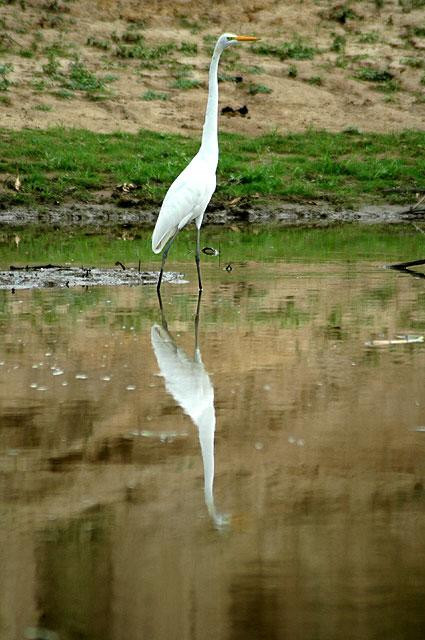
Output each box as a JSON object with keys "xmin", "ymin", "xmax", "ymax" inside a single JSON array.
[{"xmin": 217, "ymin": 32, "xmax": 258, "ymax": 52}]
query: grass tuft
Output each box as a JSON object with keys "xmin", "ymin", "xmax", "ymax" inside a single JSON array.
[
  {"xmin": 141, "ymin": 90, "xmax": 169, "ymax": 101},
  {"xmin": 306, "ymin": 76, "xmax": 323, "ymax": 86},
  {"xmin": 355, "ymin": 67, "xmax": 394, "ymax": 82},
  {"xmin": 357, "ymin": 31, "xmax": 380, "ymax": 44},
  {"xmin": 179, "ymin": 41, "xmax": 197, "ymax": 55},
  {"xmin": 0, "ymin": 63, "xmax": 13, "ymax": 91},
  {"xmin": 401, "ymin": 57, "xmax": 424, "ymax": 68},
  {"xmin": 115, "ymin": 41, "xmax": 173, "ymax": 62},
  {"xmin": 330, "ymin": 34, "xmax": 346, "ymax": 52},
  {"xmin": 171, "ymin": 76, "xmax": 201, "ymax": 90},
  {"xmin": 40, "ymin": 56, "xmax": 116, "ymax": 99},
  {"xmin": 247, "ymin": 82, "xmax": 272, "ymax": 95},
  {"xmin": 254, "ymin": 38, "xmax": 316, "ymax": 61}
]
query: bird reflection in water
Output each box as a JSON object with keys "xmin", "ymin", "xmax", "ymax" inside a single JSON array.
[{"xmin": 151, "ymin": 292, "xmax": 229, "ymax": 530}]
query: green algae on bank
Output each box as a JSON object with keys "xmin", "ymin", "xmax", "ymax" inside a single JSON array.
[{"xmin": 1, "ymin": 225, "xmax": 424, "ymax": 268}]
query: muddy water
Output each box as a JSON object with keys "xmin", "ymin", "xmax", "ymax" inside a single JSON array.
[{"xmin": 0, "ymin": 260, "xmax": 425, "ymax": 640}]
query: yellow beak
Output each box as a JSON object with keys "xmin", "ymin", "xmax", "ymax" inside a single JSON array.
[{"xmin": 235, "ymin": 35, "xmax": 259, "ymax": 42}]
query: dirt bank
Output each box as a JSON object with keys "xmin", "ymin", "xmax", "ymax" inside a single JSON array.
[
  {"xmin": 0, "ymin": 0, "xmax": 424, "ymax": 136},
  {"xmin": 0, "ymin": 201, "xmax": 424, "ymax": 229}
]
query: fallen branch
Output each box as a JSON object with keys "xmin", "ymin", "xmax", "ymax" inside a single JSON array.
[
  {"xmin": 9, "ymin": 264, "xmax": 71, "ymax": 271},
  {"xmin": 388, "ymin": 258, "xmax": 425, "ymax": 270}
]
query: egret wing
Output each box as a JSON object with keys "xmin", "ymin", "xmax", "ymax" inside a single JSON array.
[{"xmin": 152, "ymin": 158, "xmax": 216, "ymax": 253}]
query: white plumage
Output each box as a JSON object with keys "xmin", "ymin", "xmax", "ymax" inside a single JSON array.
[
  {"xmin": 152, "ymin": 32, "xmax": 258, "ymax": 291},
  {"xmin": 152, "ymin": 155, "xmax": 216, "ymax": 254}
]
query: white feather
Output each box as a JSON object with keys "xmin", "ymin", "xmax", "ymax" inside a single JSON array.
[
  {"xmin": 151, "ymin": 33, "xmax": 257, "ymax": 282},
  {"xmin": 152, "ymin": 154, "xmax": 216, "ymax": 253}
]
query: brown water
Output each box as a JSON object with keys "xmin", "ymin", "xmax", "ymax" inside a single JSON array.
[{"xmin": 0, "ymin": 260, "xmax": 425, "ymax": 640}]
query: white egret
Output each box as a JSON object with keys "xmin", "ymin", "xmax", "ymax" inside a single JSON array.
[{"xmin": 152, "ymin": 32, "xmax": 258, "ymax": 291}]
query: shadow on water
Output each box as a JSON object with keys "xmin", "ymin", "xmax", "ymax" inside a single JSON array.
[{"xmin": 152, "ymin": 291, "xmax": 229, "ymax": 530}]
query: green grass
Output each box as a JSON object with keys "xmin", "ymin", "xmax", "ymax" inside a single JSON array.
[
  {"xmin": 354, "ymin": 67, "xmax": 400, "ymax": 93},
  {"xmin": 247, "ymin": 82, "xmax": 272, "ymax": 95},
  {"xmin": 330, "ymin": 35, "xmax": 346, "ymax": 53},
  {"xmin": 40, "ymin": 56, "xmax": 116, "ymax": 98},
  {"xmin": 237, "ymin": 64, "xmax": 264, "ymax": 75},
  {"xmin": 115, "ymin": 41, "xmax": 174, "ymax": 62},
  {"xmin": 86, "ymin": 36, "xmax": 110, "ymax": 51},
  {"xmin": 33, "ymin": 104, "xmax": 53, "ymax": 111},
  {"xmin": 306, "ymin": 76, "xmax": 323, "ymax": 86},
  {"xmin": 170, "ymin": 77, "xmax": 201, "ymax": 90},
  {"xmin": 0, "ymin": 128, "xmax": 424, "ymax": 207},
  {"xmin": 64, "ymin": 61, "xmax": 114, "ymax": 92},
  {"xmin": 141, "ymin": 90, "xmax": 169, "ymax": 101},
  {"xmin": 357, "ymin": 31, "xmax": 380, "ymax": 44},
  {"xmin": 19, "ymin": 48, "xmax": 35, "ymax": 58},
  {"xmin": 43, "ymin": 40, "xmax": 75, "ymax": 58},
  {"xmin": 401, "ymin": 56, "xmax": 424, "ymax": 69},
  {"xmin": 179, "ymin": 42, "xmax": 197, "ymax": 55},
  {"xmin": 253, "ymin": 38, "xmax": 316, "ymax": 61},
  {"xmin": 354, "ymin": 67, "xmax": 394, "ymax": 82},
  {"xmin": 407, "ymin": 23, "xmax": 425, "ymax": 37},
  {"xmin": 374, "ymin": 79, "xmax": 401, "ymax": 93},
  {"xmin": 0, "ymin": 63, "xmax": 13, "ymax": 91},
  {"xmin": 327, "ymin": 4, "xmax": 359, "ymax": 22},
  {"xmin": 178, "ymin": 16, "xmax": 203, "ymax": 34},
  {"xmin": 399, "ymin": 0, "xmax": 425, "ymax": 11},
  {"xmin": 1, "ymin": 225, "xmax": 424, "ymax": 267}
]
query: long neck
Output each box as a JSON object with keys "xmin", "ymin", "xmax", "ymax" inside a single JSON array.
[{"xmin": 199, "ymin": 45, "xmax": 222, "ymax": 164}]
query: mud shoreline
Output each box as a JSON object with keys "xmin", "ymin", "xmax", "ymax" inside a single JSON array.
[
  {"xmin": 0, "ymin": 265, "xmax": 185, "ymax": 290},
  {"xmin": 0, "ymin": 201, "xmax": 423, "ymax": 229}
]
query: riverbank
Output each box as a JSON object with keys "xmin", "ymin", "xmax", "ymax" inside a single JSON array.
[
  {"xmin": 1, "ymin": 128, "xmax": 424, "ymax": 212},
  {"xmin": 1, "ymin": 199, "xmax": 424, "ymax": 230}
]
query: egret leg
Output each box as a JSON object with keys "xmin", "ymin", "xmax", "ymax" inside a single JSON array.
[
  {"xmin": 156, "ymin": 288, "xmax": 168, "ymax": 331},
  {"xmin": 157, "ymin": 232, "xmax": 178, "ymax": 292},
  {"xmin": 195, "ymin": 226, "xmax": 203, "ymax": 291},
  {"xmin": 194, "ymin": 289, "xmax": 202, "ymax": 353}
]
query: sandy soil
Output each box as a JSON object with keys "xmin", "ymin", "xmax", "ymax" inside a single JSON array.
[{"xmin": 0, "ymin": 0, "xmax": 424, "ymax": 136}]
